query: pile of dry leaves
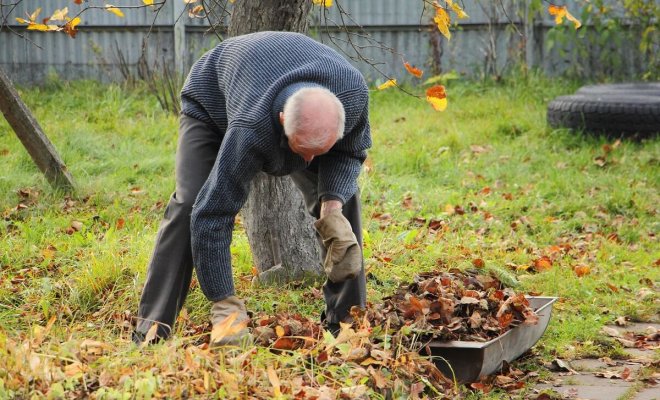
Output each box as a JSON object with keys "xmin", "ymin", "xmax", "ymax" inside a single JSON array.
[
  {"xmin": 245, "ymin": 269, "xmax": 541, "ymax": 397},
  {"xmin": 374, "ymin": 269, "xmax": 540, "ymax": 342}
]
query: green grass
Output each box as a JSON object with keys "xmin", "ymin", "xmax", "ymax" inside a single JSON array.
[{"xmin": 0, "ymin": 75, "xmax": 658, "ymax": 399}]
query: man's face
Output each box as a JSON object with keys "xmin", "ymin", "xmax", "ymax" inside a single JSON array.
[
  {"xmin": 280, "ymin": 112, "xmax": 337, "ymax": 162},
  {"xmin": 287, "ymin": 129, "xmax": 336, "ymax": 162}
]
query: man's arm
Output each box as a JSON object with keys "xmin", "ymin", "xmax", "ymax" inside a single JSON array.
[{"xmin": 190, "ymin": 128, "xmax": 262, "ymax": 301}]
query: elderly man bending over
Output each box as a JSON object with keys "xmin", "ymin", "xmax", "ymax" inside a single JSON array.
[{"xmin": 133, "ymin": 31, "xmax": 371, "ymax": 346}]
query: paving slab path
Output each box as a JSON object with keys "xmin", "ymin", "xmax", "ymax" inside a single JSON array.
[{"xmin": 530, "ymin": 323, "xmax": 659, "ymax": 400}]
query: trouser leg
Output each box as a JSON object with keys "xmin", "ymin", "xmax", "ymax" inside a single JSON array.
[
  {"xmin": 289, "ymin": 169, "xmax": 367, "ymax": 325},
  {"xmin": 135, "ymin": 115, "xmax": 221, "ymax": 341}
]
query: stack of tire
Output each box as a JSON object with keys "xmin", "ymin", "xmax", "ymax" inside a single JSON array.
[{"xmin": 547, "ymin": 83, "xmax": 660, "ymax": 138}]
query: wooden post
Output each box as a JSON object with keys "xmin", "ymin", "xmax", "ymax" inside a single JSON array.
[
  {"xmin": 0, "ymin": 67, "xmax": 75, "ymax": 192},
  {"xmin": 172, "ymin": 0, "xmax": 186, "ymax": 75},
  {"xmin": 524, "ymin": 1, "xmax": 536, "ymax": 70}
]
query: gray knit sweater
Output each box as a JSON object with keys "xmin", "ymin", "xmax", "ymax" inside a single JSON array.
[{"xmin": 181, "ymin": 31, "xmax": 371, "ymax": 301}]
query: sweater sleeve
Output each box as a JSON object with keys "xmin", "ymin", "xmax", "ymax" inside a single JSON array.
[
  {"xmin": 190, "ymin": 127, "xmax": 262, "ymax": 301},
  {"xmin": 317, "ymin": 97, "xmax": 371, "ymax": 204}
]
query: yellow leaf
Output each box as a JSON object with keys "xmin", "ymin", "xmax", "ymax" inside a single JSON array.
[
  {"xmin": 312, "ymin": 0, "xmax": 333, "ymax": 7},
  {"xmin": 446, "ymin": 0, "xmax": 469, "ymax": 19},
  {"xmin": 275, "ymin": 325, "xmax": 285, "ymax": 337},
  {"xmin": 267, "ymin": 365, "xmax": 282, "ymax": 397},
  {"xmin": 105, "ymin": 5, "xmax": 125, "ymax": 18},
  {"xmin": 548, "ymin": 5, "xmax": 581, "ymax": 29},
  {"xmin": 426, "ymin": 84, "xmax": 448, "ymax": 111},
  {"xmin": 50, "ymin": 7, "xmax": 68, "ymax": 21},
  {"xmin": 29, "ymin": 7, "xmax": 41, "ymax": 22},
  {"xmin": 143, "ymin": 0, "xmax": 154, "ymax": 5},
  {"xmin": 140, "ymin": 323, "xmax": 159, "ymax": 348},
  {"xmin": 188, "ymin": 4, "xmax": 204, "ymax": 17},
  {"xmin": 68, "ymin": 17, "xmax": 81, "ymax": 28},
  {"xmin": 548, "ymin": 5, "xmax": 566, "ymax": 24},
  {"xmin": 15, "ymin": 17, "xmax": 28, "ymax": 24},
  {"xmin": 565, "ymin": 10, "xmax": 581, "ymax": 29},
  {"xmin": 27, "ymin": 23, "xmax": 50, "ymax": 31},
  {"xmin": 377, "ymin": 79, "xmax": 396, "ymax": 90},
  {"xmin": 433, "ymin": 6, "xmax": 451, "ymax": 40}
]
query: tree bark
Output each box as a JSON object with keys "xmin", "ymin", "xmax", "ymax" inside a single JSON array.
[
  {"xmin": 0, "ymin": 67, "xmax": 75, "ymax": 192},
  {"xmin": 227, "ymin": 0, "xmax": 322, "ymax": 285}
]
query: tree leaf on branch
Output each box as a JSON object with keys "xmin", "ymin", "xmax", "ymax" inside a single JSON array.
[
  {"xmin": 105, "ymin": 5, "xmax": 125, "ymax": 18},
  {"xmin": 50, "ymin": 8, "xmax": 69, "ymax": 21},
  {"xmin": 63, "ymin": 17, "xmax": 81, "ymax": 38},
  {"xmin": 312, "ymin": 0, "xmax": 333, "ymax": 8},
  {"xmin": 548, "ymin": 4, "xmax": 581, "ymax": 29},
  {"xmin": 446, "ymin": 0, "xmax": 468, "ymax": 19},
  {"xmin": 27, "ymin": 23, "xmax": 60, "ymax": 32},
  {"xmin": 432, "ymin": 3, "xmax": 451, "ymax": 40},
  {"xmin": 377, "ymin": 79, "xmax": 396, "ymax": 90},
  {"xmin": 143, "ymin": 0, "xmax": 154, "ymax": 6},
  {"xmin": 426, "ymin": 85, "xmax": 448, "ymax": 111},
  {"xmin": 404, "ymin": 62, "xmax": 423, "ymax": 78},
  {"xmin": 188, "ymin": 5, "xmax": 205, "ymax": 18}
]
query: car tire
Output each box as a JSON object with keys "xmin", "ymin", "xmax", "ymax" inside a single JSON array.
[{"xmin": 547, "ymin": 83, "xmax": 660, "ymax": 138}]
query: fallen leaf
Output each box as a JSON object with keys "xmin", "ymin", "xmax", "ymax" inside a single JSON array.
[
  {"xmin": 533, "ymin": 256, "xmax": 553, "ymax": 272},
  {"xmin": 573, "ymin": 265, "xmax": 591, "ymax": 277},
  {"xmin": 267, "ymin": 365, "xmax": 282, "ymax": 397}
]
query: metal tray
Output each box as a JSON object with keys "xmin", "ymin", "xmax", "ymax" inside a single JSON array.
[{"xmin": 424, "ymin": 296, "xmax": 558, "ymax": 383}]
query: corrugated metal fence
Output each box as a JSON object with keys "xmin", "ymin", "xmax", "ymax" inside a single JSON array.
[{"xmin": 0, "ymin": 0, "xmax": 654, "ymax": 85}]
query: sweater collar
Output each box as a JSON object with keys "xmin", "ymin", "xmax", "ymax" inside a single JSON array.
[{"xmin": 272, "ymin": 82, "xmax": 324, "ymax": 148}]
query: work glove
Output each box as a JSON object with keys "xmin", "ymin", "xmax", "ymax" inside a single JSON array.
[
  {"xmin": 210, "ymin": 295, "xmax": 252, "ymax": 347},
  {"xmin": 314, "ymin": 209, "xmax": 361, "ymax": 283}
]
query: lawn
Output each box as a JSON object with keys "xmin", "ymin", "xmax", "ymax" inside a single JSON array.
[{"xmin": 0, "ymin": 75, "xmax": 658, "ymax": 399}]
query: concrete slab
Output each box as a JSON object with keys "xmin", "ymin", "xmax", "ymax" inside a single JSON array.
[
  {"xmin": 634, "ymin": 388, "xmax": 659, "ymax": 400},
  {"xmin": 624, "ymin": 348, "xmax": 656, "ymax": 360},
  {"xmin": 605, "ymin": 323, "xmax": 660, "ymax": 335},
  {"xmin": 536, "ymin": 383, "xmax": 630, "ymax": 399}
]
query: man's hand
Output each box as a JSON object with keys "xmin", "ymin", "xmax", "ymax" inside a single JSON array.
[{"xmin": 314, "ymin": 208, "xmax": 361, "ymax": 283}]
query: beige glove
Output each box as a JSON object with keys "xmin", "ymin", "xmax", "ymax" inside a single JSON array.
[
  {"xmin": 210, "ymin": 295, "xmax": 252, "ymax": 347},
  {"xmin": 314, "ymin": 209, "xmax": 361, "ymax": 283}
]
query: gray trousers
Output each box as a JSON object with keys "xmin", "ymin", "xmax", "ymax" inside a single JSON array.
[{"xmin": 135, "ymin": 115, "xmax": 366, "ymax": 340}]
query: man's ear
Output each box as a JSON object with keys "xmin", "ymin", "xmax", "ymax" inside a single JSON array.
[{"xmin": 279, "ymin": 112, "xmax": 284, "ymax": 126}]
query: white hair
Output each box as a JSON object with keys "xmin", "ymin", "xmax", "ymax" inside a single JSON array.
[{"xmin": 283, "ymin": 87, "xmax": 345, "ymax": 150}]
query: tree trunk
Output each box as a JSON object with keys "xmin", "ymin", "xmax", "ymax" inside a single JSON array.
[
  {"xmin": 0, "ymin": 67, "xmax": 75, "ymax": 192},
  {"xmin": 227, "ymin": 0, "xmax": 322, "ymax": 285}
]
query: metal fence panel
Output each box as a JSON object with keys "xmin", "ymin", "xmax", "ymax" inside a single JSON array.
[{"xmin": 0, "ymin": 0, "xmax": 653, "ymax": 85}]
